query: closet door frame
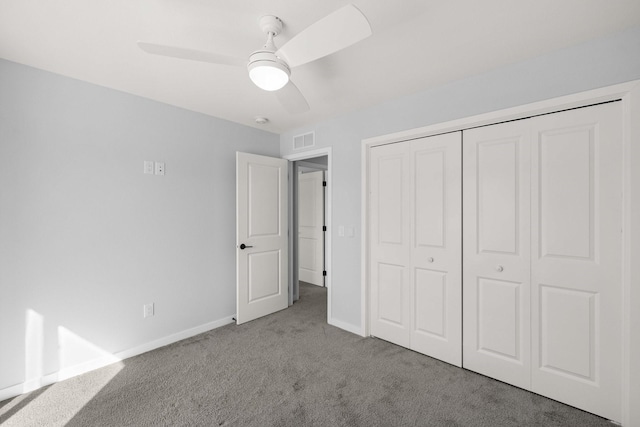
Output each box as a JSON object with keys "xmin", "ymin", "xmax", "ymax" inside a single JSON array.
[{"xmin": 361, "ymin": 79, "xmax": 640, "ymax": 427}]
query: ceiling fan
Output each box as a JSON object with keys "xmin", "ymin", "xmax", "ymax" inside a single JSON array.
[{"xmin": 137, "ymin": 4, "xmax": 372, "ymax": 114}]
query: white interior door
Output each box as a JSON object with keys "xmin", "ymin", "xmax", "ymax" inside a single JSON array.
[
  {"xmin": 370, "ymin": 133, "xmax": 462, "ymax": 366},
  {"xmin": 236, "ymin": 152, "xmax": 288, "ymax": 325},
  {"xmin": 298, "ymin": 170, "xmax": 324, "ymax": 286},
  {"xmin": 529, "ymin": 102, "xmax": 623, "ymax": 421},
  {"xmin": 462, "ymin": 120, "xmax": 532, "ymax": 389}
]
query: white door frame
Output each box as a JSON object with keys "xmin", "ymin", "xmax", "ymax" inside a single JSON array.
[
  {"xmin": 361, "ymin": 80, "xmax": 640, "ymax": 426},
  {"xmin": 284, "ymin": 147, "xmax": 332, "ymax": 324}
]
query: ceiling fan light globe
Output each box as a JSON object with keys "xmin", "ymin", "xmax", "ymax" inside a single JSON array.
[
  {"xmin": 248, "ymin": 51, "xmax": 290, "ymax": 91},
  {"xmin": 249, "ymin": 64, "xmax": 289, "ymax": 91}
]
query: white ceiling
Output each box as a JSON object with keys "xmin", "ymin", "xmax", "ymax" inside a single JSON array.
[{"xmin": 1, "ymin": 1, "xmax": 639, "ymax": 133}]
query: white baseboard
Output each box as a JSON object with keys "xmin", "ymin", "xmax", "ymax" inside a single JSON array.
[
  {"xmin": 114, "ymin": 315, "xmax": 235, "ymax": 361},
  {"xmin": 328, "ymin": 317, "xmax": 364, "ymax": 337},
  {"xmin": 0, "ymin": 316, "xmax": 235, "ymax": 402}
]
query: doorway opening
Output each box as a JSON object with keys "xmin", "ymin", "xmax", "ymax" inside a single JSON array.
[{"xmin": 284, "ymin": 148, "xmax": 332, "ymax": 324}]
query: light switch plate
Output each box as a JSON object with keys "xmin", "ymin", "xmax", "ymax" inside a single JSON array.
[{"xmin": 144, "ymin": 161, "xmax": 154, "ymax": 174}]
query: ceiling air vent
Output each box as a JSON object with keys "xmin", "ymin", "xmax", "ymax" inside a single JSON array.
[{"xmin": 293, "ymin": 131, "xmax": 315, "ymax": 150}]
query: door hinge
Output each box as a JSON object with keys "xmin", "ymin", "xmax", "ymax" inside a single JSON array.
[
  {"xmin": 323, "ymin": 181, "xmax": 327, "ymax": 187},
  {"xmin": 323, "ymin": 270, "xmax": 327, "ymax": 276},
  {"xmin": 323, "ymin": 226, "xmax": 327, "ymax": 231}
]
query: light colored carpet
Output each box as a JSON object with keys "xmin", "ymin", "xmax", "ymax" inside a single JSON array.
[{"xmin": 1, "ymin": 283, "xmax": 613, "ymax": 426}]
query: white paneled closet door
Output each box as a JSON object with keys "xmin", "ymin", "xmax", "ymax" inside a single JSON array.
[
  {"xmin": 530, "ymin": 102, "xmax": 623, "ymax": 421},
  {"xmin": 463, "ymin": 101, "xmax": 623, "ymax": 422},
  {"xmin": 410, "ymin": 133, "xmax": 462, "ymax": 366},
  {"xmin": 370, "ymin": 133, "xmax": 462, "ymax": 366},
  {"xmin": 462, "ymin": 120, "xmax": 532, "ymax": 389},
  {"xmin": 370, "ymin": 141, "xmax": 411, "ymax": 348}
]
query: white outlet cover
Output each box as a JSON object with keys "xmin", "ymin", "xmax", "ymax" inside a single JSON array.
[
  {"xmin": 155, "ymin": 162, "xmax": 165, "ymax": 176},
  {"xmin": 143, "ymin": 303, "xmax": 154, "ymax": 318}
]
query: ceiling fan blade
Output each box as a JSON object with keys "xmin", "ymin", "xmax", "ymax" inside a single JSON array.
[
  {"xmin": 276, "ymin": 80, "xmax": 310, "ymax": 114},
  {"xmin": 275, "ymin": 4, "xmax": 372, "ymax": 68},
  {"xmin": 137, "ymin": 41, "xmax": 246, "ymax": 67}
]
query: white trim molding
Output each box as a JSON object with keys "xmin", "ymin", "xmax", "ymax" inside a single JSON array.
[
  {"xmin": 328, "ymin": 318, "xmax": 362, "ymax": 336},
  {"xmin": 361, "ymin": 80, "xmax": 640, "ymax": 426}
]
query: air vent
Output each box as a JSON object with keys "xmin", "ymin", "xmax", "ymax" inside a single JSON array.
[{"xmin": 293, "ymin": 131, "xmax": 315, "ymax": 150}]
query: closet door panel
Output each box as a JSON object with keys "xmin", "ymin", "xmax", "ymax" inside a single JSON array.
[
  {"xmin": 414, "ymin": 269, "xmax": 446, "ymax": 336},
  {"xmin": 530, "ymin": 102, "xmax": 623, "ymax": 422},
  {"xmin": 477, "ymin": 140, "xmax": 520, "ymax": 254},
  {"xmin": 414, "ymin": 147, "xmax": 446, "ymax": 247},
  {"xmin": 370, "ymin": 142, "xmax": 411, "ymax": 347},
  {"xmin": 463, "ymin": 121, "xmax": 531, "ymax": 389},
  {"xmin": 477, "ymin": 277, "xmax": 522, "ymax": 360},
  {"xmin": 411, "ymin": 132, "xmax": 462, "ymax": 366}
]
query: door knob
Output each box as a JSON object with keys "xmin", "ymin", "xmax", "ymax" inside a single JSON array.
[
  {"xmin": 239, "ymin": 243, "xmax": 253, "ymax": 250},
  {"xmin": 496, "ymin": 265, "xmax": 504, "ymax": 272}
]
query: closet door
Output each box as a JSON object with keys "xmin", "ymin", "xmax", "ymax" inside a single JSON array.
[
  {"xmin": 530, "ymin": 102, "xmax": 623, "ymax": 421},
  {"xmin": 410, "ymin": 133, "xmax": 462, "ymax": 366},
  {"xmin": 370, "ymin": 133, "xmax": 462, "ymax": 366},
  {"xmin": 462, "ymin": 120, "xmax": 532, "ymax": 389},
  {"xmin": 370, "ymin": 141, "xmax": 411, "ymax": 347}
]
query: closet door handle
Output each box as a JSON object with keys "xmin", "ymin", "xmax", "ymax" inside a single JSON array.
[
  {"xmin": 239, "ymin": 243, "xmax": 253, "ymax": 250},
  {"xmin": 496, "ymin": 265, "xmax": 504, "ymax": 272}
]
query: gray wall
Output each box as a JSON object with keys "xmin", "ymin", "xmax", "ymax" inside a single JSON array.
[
  {"xmin": 0, "ymin": 59, "xmax": 279, "ymax": 393},
  {"xmin": 280, "ymin": 25, "xmax": 640, "ymax": 330}
]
